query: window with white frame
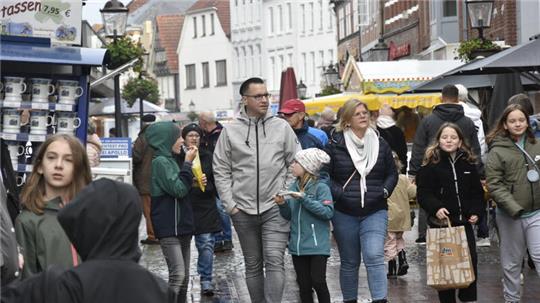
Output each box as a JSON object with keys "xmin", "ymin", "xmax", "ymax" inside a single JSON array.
[
  {"xmin": 279, "ymin": 54, "xmax": 284, "ymax": 70},
  {"xmin": 345, "ymin": 4, "xmax": 351, "ymax": 36},
  {"xmin": 246, "ymin": 46, "xmax": 252, "ymax": 76},
  {"xmin": 302, "ymin": 52, "xmax": 307, "ymax": 82},
  {"xmin": 338, "ymin": 7, "xmax": 344, "ymax": 39},
  {"xmin": 358, "ymin": 0, "xmax": 369, "ymax": 26},
  {"xmin": 269, "ymin": 7, "xmax": 274, "ymax": 34},
  {"xmin": 242, "ymin": 47, "xmax": 247, "ymax": 77},
  {"xmin": 234, "ymin": 48, "xmax": 240, "ymax": 78},
  {"xmin": 202, "ymin": 15, "xmax": 206, "ymax": 36},
  {"xmin": 309, "ymin": 2, "xmax": 314, "ymax": 31},
  {"xmin": 185, "ymin": 64, "xmax": 196, "ymax": 89},
  {"xmin": 193, "ymin": 17, "xmax": 197, "ymax": 37},
  {"xmin": 287, "ymin": 3, "xmax": 292, "ymax": 30},
  {"xmin": 328, "ymin": 6, "xmax": 333, "ymax": 29},
  {"xmin": 352, "ymin": 0, "xmax": 358, "ymax": 29},
  {"xmin": 270, "ymin": 56, "xmax": 275, "ymax": 88},
  {"xmin": 318, "ymin": 0, "xmax": 323, "ymax": 30},
  {"xmin": 301, "ymin": 4, "xmax": 306, "ymax": 33},
  {"xmin": 278, "ymin": 5, "xmax": 283, "ymax": 32},
  {"xmin": 202, "ymin": 62, "xmax": 209, "ymax": 87},
  {"xmin": 211, "ymin": 13, "xmax": 215, "ymax": 35},
  {"xmin": 328, "ymin": 49, "xmax": 334, "ymax": 63},
  {"xmin": 216, "ymin": 60, "xmax": 227, "ymax": 86},
  {"xmin": 250, "ymin": 46, "xmax": 255, "ymax": 75},
  {"xmin": 319, "ymin": 50, "xmax": 325, "ymax": 68},
  {"xmin": 257, "ymin": 44, "xmax": 262, "ymax": 76},
  {"xmin": 310, "ymin": 52, "xmax": 316, "ymax": 84}
]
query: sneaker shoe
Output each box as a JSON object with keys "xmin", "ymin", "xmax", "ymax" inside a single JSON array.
[
  {"xmin": 415, "ymin": 236, "xmax": 426, "ymax": 244},
  {"xmin": 476, "ymin": 238, "xmax": 491, "ymax": 247},
  {"xmin": 214, "ymin": 241, "xmax": 224, "ymax": 253},
  {"xmin": 222, "ymin": 240, "xmax": 233, "ymax": 251},
  {"xmin": 140, "ymin": 238, "xmax": 159, "ymax": 245},
  {"xmin": 201, "ymin": 281, "xmax": 214, "ymax": 296}
]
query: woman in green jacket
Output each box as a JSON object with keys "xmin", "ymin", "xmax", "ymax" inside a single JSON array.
[
  {"xmin": 15, "ymin": 134, "xmax": 91, "ymax": 278},
  {"xmin": 486, "ymin": 104, "xmax": 540, "ymax": 302}
]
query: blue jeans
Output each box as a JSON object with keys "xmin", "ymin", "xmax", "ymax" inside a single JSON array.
[
  {"xmin": 195, "ymin": 233, "xmax": 215, "ymax": 282},
  {"xmin": 332, "ymin": 209, "xmax": 388, "ymax": 301},
  {"xmin": 214, "ymin": 198, "xmax": 232, "ymax": 242}
]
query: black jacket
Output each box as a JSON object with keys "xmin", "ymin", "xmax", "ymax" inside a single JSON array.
[
  {"xmin": 2, "ymin": 179, "xmax": 174, "ymax": 303},
  {"xmin": 377, "ymin": 125, "xmax": 408, "ymax": 174},
  {"xmin": 0, "ymin": 140, "xmax": 20, "ymax": 223},
  {"xmin": 409, "ymin": 104, "xmax": 483, "ymax": 177},
  {"xmin": 322, "ymin": 131, "xmax": 398, "ymax": 217},
  {"xmin": 417, "ymin": 151, "xmax": 484, "ymax": 226},
  {"xmin": 200, "ymin": 122, "xmax": 223, "ymax": 154},
  {"xmin": 176, "ymin": 149, "xmax": 221, "ymax": 235}
]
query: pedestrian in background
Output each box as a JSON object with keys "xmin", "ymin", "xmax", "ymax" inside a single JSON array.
[
  {"xmin": 175, "ymin": 123, "xmax": 221, "ymax": 296},
  {"xmin": 85, "ymin": 120, "xmax": 102, "ymax": 167},
  {"xmin": 213, "ymin": 77, "xmax": 301, "ymax": 303},
  {"xmin": 198, "ymin": 112, "xmax": 233, "ymax": 252},
  {"xmin": 146, "ymin": 122, "xmax": 197, "ymax": 303},
  {"xmin": 133, "ymin": 114, "xmax": 159, "ymax": 245},
  {"xmin": 15, "ymin": 134, "xmax": 91, "ymax": 279},
  {"xmin": 275, "ymin": 148, "xmax": 333, "ymax": 303},
  {"xmin": 278, "ymin": 98, "xmax": 328, "ymax": 149},
  {"xmin": 485, "ymin": 104, "xmax": 540, "ymax": 303},
  {"xmin": 508, "ymin": 93, "xmax": 540, "ymax": 138},
  {"xmin": 316, "ymin": 107, "xmax": 336, "ymax": 130},
  {"xmin": 322, "ymin": 99, "xmax": 397, "ymax": 303},
  {"xmin": 376, "ymin": 104, "xmax": 408, "ymax": 174},
  {"xmin": 417, "ymin": 123, "xmax": 483, "ymax": 303},
  {"xmin": 385, "ymin": 152, "xmax": 415, "ymax": 278}
]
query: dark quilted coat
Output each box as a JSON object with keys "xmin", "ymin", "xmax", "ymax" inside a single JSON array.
[{"xmin": 322, "ymin": 131, "xmax": 398, "ymax": 217}]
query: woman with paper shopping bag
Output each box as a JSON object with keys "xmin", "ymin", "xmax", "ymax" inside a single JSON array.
[
  {"xmin": 485, "ymin": 104, "xmax": 540, "ymax": 303},
  {"xmin": 417, "ymin": 122, "xmax": 484, "ymax": 303}
]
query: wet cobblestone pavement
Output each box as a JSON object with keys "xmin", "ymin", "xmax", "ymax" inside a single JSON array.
[{"xmin": 139, "ymin": 210, "xmax": 540, "ymax": 303}]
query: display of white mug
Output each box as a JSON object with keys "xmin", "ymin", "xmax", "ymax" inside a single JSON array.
[
  {"xmin": 3, "ymin": 76, "xmax": 26, "ymax": 101},
  {"xmin": 31, "ymin": 78, "xmax": 55, "ymax": 103},
  {"xmin": 6, "ymin": 141, "xmax": 25, "ymax": 169},
  {"xmin": 29, "ymin": 110, "xmax": 54, "ymax": 135},
  {"xmin": 56, "ymin": 112, "xmax": 81, "ymax": 134},
  {"xmin": 57, "ymin": 80, "xmax": 83, "ymax": 105},
  {"xmin": 16, "ymin": 174, "xmax": 26, "ymax": 187},
  {"xmin": 2, "ymin": 109, "xmax": 27, "ymax": 134}
]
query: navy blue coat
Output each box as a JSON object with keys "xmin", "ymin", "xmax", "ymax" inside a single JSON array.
[
  {"xmin": 294, "ymin": 122, "xmax": 325, "ymax": 149},
  {"xmin": 322, "ymin": 131, "xmax": 398, "ymax": 217}
]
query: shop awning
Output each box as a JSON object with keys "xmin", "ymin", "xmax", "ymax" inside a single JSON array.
[
  {"xmin": 0, "ymin": 36, "xmax": 108, "ymax": 66},
  {"xmin": 302, "ymin": 93, "xmax": 441, "ymax": 115}
]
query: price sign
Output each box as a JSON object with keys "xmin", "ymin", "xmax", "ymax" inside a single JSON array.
[
  {"xmin": 1, "ymin": 133, "xmax": 18, "ymax": 140},
  {"xmin": 55, "ymin": 104, "xmax": 73, "ymax": 111}
]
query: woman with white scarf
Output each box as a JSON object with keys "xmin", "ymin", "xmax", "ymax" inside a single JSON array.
[{"xmin": 322, "ymin": 99, "xmax": 398, "ymax": 303}]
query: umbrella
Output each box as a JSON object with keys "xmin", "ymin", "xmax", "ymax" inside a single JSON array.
[
  {"xmin": 89, "ymin": 98, "xmax": 168, "ymax": 116},
  {"xmin": 486, "ymin": 73, "xmax": 524, "ymax": 129},
  {"xmin": 409, "ymin": 73, "xmax": 538, "ymax": 93},
  {"xmin": 278, "ymin": 67, "xmax": 298, "ymax": 110}
]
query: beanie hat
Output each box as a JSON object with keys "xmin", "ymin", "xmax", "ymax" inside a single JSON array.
[
  {"xmin": 295, "ymin": 148, "xmax": 330, "ymax": 176},
  {"xmin": 181, "ymin": 123, "xmax": 203, "ymax": 139}
]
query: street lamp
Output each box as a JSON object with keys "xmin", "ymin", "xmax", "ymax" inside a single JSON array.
[
  {"xmin": 188, "ymin": 100, "xmax": 197, "ymax": 122},
  {"xmin": 323, "ymin": 64, "xmax": 339, "ymax": 88},
  {"xmin": 101, "ymin": 0, "xmax": 128, "ymax": 137},
  {"xmin": 189, "ymin": 100, "xmax": 195, "ymax": 112},
  {"xmin": 367, "ymin": 0, "xmax": 389, "ymax": 61},
  {"xmin": 139, "ymin": 52, "xmax": 149, "ymax": 132},
  {"xmin": 297, "ymin": 80, "xmax": 307, "ymax": 99},
  {"xmin": 466, "ymin": 0, "xmax": 494, "ymax": 41}
]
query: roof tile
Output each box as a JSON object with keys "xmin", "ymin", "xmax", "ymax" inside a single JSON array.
[{"xmin": 156, "ymin": 14, "xmax": 185, "ymax": 73}]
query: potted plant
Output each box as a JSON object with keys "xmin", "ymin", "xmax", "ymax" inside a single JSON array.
[
  {"xmin": 456, "ymin": 38, "xmax": 501, "ymax": 62},
  {"xmin": 122, "ymin": 76, "xmax": 160, "ymax": 107},
  {"xmin": 105, "ymin": 36, "xmax": 145, "ymax": 70}
]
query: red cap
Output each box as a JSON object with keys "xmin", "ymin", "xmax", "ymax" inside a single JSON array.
[{"xmin": 278, "ymin": 99, "xmax": 305, "ymax": 114}]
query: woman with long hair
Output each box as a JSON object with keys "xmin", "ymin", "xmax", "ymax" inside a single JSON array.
[
  {"xmin": 485, "ymin": 104, "xmax": 540, "ymax": 302},
  {"xmin": 417, "ymin": 122, "xmax": 484, "ymax": 303},
  {"xmin": 15, "ymin": 134, "xmax": 92, "ymax": 278},
  {"xmin": 322, "ymin": 99, "xmax": 398, "ymax": 303}
]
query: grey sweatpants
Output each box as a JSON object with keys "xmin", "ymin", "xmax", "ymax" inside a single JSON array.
[
  {"xmin": 497, "ymin": 209, "xmax": 540, "ymax": 302},
  {"xmin": 231, "ymin": 205, "xmax": 290, "ymax": 303}
]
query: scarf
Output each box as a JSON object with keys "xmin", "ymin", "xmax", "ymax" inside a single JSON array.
[
  {"xmin": 344, "ymin": 127, "xmax": 379, "ymax": 207},
  {"xmin": 376, "ymin": 115, "xmax": 395, "ymax": 129}
]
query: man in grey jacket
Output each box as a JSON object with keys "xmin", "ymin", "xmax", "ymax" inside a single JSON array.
[{"xmin": 213, "ymin": 77, "xmax": 301, "ymax": 303}]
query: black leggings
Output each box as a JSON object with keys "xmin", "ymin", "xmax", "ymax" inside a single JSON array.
[{"xmin": 291, "ymin": 255, "xmax": 331, "ymax": 303}]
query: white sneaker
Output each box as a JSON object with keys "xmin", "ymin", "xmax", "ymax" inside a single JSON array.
[{"xmin": 476, "ymin": 238, "xmax": 491, "ymax": 247}]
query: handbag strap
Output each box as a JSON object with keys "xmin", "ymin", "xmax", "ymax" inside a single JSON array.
[
  {"xmin": 514, "ymin": 143, "xmax": 540, "ymax": 171},
  {"xmin": 342, "ymin": 170, "xmax": 357, "ymax": 190},
  {"xmin": 445, "ymin": 217, "xmax": 452, "ymax": 228}
]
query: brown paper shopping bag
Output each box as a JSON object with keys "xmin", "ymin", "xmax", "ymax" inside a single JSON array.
[{"xmin": 426, "ymin": 218, "xmax": 475, "ymax": 290}]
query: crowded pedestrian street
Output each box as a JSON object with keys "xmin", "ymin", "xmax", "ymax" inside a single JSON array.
[{"xmin": 138, "ymin": 210, "xmax": 540, "ymax": 303}]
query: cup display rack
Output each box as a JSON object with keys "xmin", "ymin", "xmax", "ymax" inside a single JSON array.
[{"xmin": 1, "ymin": 100, "xmax": 75, "ymax": 112}]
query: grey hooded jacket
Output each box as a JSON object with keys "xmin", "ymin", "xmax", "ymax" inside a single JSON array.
[{"xmin": 213, "ymin": 106, "xmax": 301, "ymax": 215}]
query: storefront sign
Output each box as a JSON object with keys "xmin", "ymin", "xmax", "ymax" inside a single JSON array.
[
  {"xmin": 100, "ymin": 137, "xmax": 132, "ymax": 158},
  {"xmin": 363, "ymin": 80, "xmax": 426, "ymax": 94},
  {"xmin": 388, "ymin": 41, "xmax": 411, "ymax": 61},
  {"xmin": 0, "ymin": 0, "xmax": 82, "ymax": 44}
]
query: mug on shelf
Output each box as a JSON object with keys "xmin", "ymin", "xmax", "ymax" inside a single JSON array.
[
  {"xmin": 6, "ymin": 141, "xmax": 25, "ymax": 169},
  {"xmin": 31, "ymin": 78, "xmax": 55, "ymax": 103},
  {"xmin": 3, "ymin": 76, "xmax": 26, "ymax": 101},
  {"xmin": 29, "ymin": 110, "xmax": 54, "ymax": 135},
  {"xmin": 16, "ymin": 173, "xmax": 26, "ymax": 187},
  {"xmin": 56, "ymin": 112, "xmax": 81, "ymax": 134},
  {"xmin": 2, "ymin": 109, "xmax": 27, "ymax": 134},
  {"xmin": 57, "ymin": 80, "xmax": 83, "ymax": 105}
]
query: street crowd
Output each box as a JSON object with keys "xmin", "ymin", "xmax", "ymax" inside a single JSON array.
[{"xmin": 1, "ymin": 77, "xmax": 540, "ymax": 303}]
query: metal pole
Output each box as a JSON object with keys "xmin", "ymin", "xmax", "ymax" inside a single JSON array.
[
  {"xmin": 112, "ymin": 30, "xmax": 123, "ymax": 137},
  {"xmin": 139, "ymin": 96, "xmax": 144, "ymax": 131}
]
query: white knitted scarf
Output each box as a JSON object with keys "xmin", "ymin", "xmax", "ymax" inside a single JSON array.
[
  {"xmin": 344, "ymin": 127, "xmax": 379, "ymax": 207},
  {"xmin": 376, "ymin": 115, "xmax": 395, "ymax": 129}
]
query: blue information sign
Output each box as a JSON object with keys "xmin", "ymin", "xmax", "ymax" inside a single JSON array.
[{"xmin": 100, "ymin": 137, "xmax": 132, "ymax": 158}]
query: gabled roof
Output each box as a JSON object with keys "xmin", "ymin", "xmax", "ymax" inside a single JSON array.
[
  {"xmin": 127, "ymin": 0, "xmax": 149, "ymax": 13},
  {"xmin": 186, "ymin": 0, "xmax": 230, "ymax": 38},
  {"xmin": 155, "ymin": 14, "xmax": 184, "ymax": 73}
]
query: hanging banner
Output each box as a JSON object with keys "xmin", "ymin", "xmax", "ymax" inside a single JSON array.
[{"xmin": 0, "ymin": 0, "xmax": 82, "ymax": 44}]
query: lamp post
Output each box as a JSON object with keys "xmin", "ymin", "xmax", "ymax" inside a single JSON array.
[
  {"xmin": 188, "ymin": 100, "xmax": 197, "ymax": 122},
  {"xmin": 466, "ymin": 0, "xmax": 494, "ymax": 41},
  {"xmin": 139, "ymin": 52, "xmax": 149, "ymax": 131},
  {"xmin": 297, "ymin": 80, "xmax": 307, "ymax": 99},
  {"xmin": 367, "ymin": 0, "xmax": 389, "ymax": 61},
  {"xmin": 101, "ymin": 0, "xmax": 128, "ymax": 137},
  {"xmin": 323, "ymin": 63, "xmax": 340, "ymax": 88}
]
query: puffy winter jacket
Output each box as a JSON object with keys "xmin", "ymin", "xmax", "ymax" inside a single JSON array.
[
  {"xmin": 322, "ymin": 130, "xmax": 398, "ymax": 217},
  {"xmin": 294, "ymin": 121, "xmax": 327, "ymax": 149},
  {"xmin": 278, "ymin": 179, "xmax": 333, "ymax": 256},
  {"xmin": 417, "ymin": 150, "xmax": 484, "ymax": 226},
  {"xmin": 146, "ymin": 122, "xmax": 194, "ymax": 238},
  {"xmin": 409, "ymin": 103, "xmax": 483, "ymax": 177},
  {"xmin": 486, "ymin": 136, "xmax": 540, "ymax": 218}
]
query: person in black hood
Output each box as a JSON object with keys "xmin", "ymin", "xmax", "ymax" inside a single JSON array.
[
  {"xmin": 409, "ymin": 85, "xmax": 483, "ymax": 244},
  {"xmin": 2, "ymin": 179, "xmax": 174, "ymax": 303}
]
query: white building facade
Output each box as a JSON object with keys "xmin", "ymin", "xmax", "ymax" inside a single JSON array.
[
  {"xmin": 178, "ymin": 3, "xmax": 234, "ymax": 112},
  {"xmin": 231, "ymin": 0, "xmax": 337, "ymax": 102}
]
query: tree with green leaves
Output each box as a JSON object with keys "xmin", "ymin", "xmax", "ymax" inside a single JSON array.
[{"xmin": 122, "ymin": 77, "xmax": 160, "ymax": 107}]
